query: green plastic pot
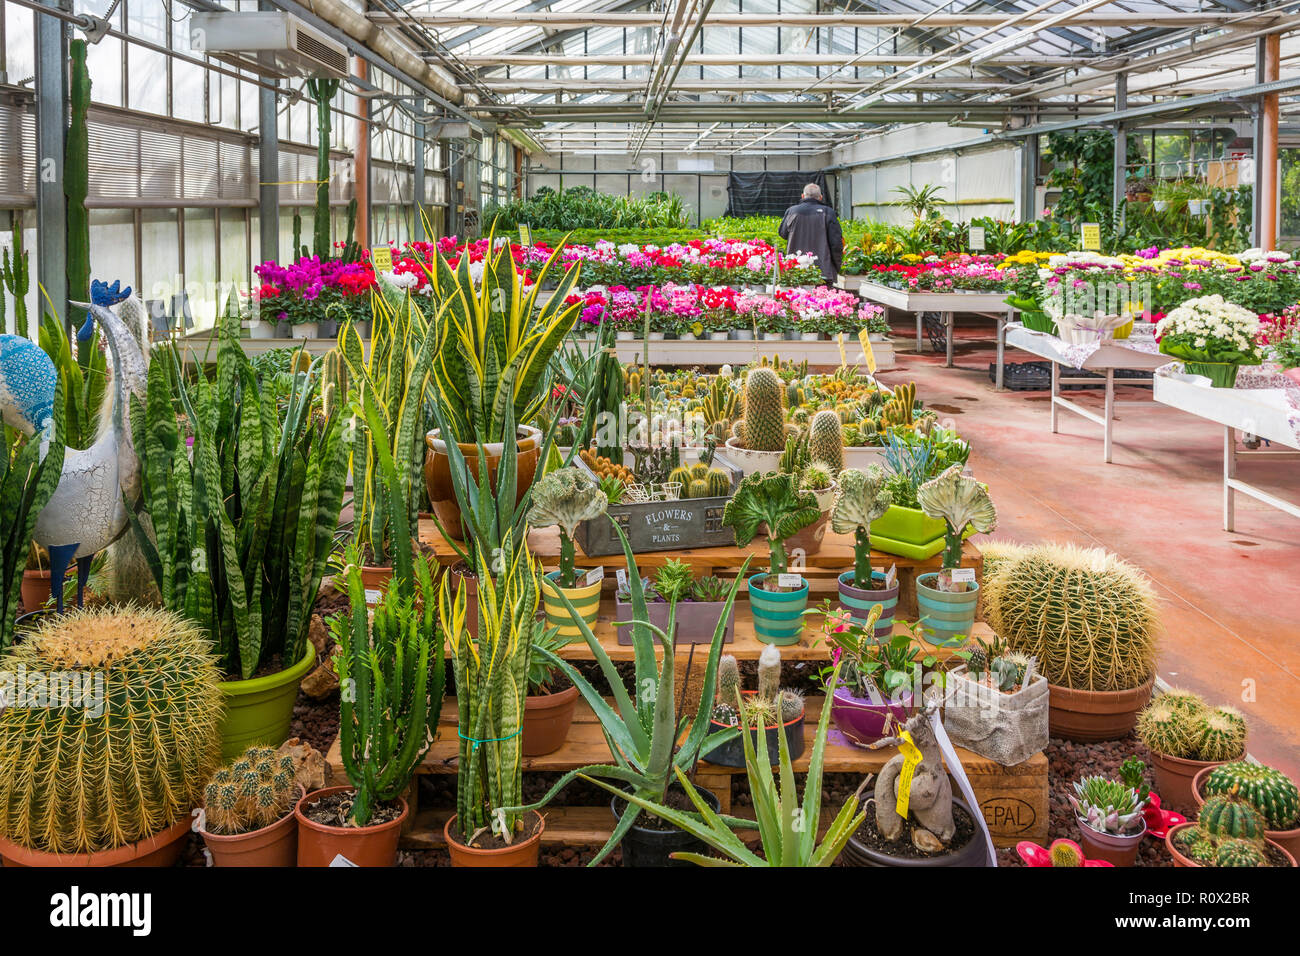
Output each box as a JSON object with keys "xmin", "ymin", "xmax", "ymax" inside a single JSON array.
[
  {"xmin": 748, "ymin": 573, "xmax": 808, "ymax": 646},
  {"xmin": 869, "ymin": 506, "xmax": 974, "ymax": 560},
  {"xmin": 915, "ymin": 572, "xmax": 979, "ymax": 645},
  {"xmin": 218, "ymin": 642, "xmax": 317, "ymax": 760}
]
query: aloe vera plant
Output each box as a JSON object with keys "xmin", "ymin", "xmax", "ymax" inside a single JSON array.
[
  {"xmin": 129, "ymin": 307, "xmax": 351, "ymax": 679},
  {"xmin": 581, "ymin": 662, "xmax": 866, "ymax": 866},
  {"xmin": 501, "ymin": 524, "xmax": 749, "ymax": 865}
]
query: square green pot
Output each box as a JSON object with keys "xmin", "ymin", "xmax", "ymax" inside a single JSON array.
[{"xmin": 868, "ymin": 506, "xmax": 947, "ymax": 560}]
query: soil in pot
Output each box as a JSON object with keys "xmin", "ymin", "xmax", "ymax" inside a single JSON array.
[
  {"xmin": 612, "ymin": 785, "xmax": 720, "ymax": 867},
  {"xmin": 842, "ymin": 796, "xmax": 986, "ymax": 867},
  {"xmin": 445, "ymin": 810, "xmax": 545, "ymax": 867},
  {"xmin": 295, "ymin": 786, "xmax": 408, "ymax": 867}
]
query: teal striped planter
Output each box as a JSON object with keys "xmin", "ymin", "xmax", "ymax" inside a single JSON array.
[
  {"xmin": 748, "ymin": 573, "xmax": 808, "ymax": 646},
  {"xmin": 916, "ymin": 572, "xmax": 979, "ymax": 645},
  {"xmin": 837, "ymin": 571, "xmax": 899, "ymax": 640}
]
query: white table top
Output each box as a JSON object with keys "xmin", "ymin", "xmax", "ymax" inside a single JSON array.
[
  {"xmin": 1004, "ymin": 324, "xmax": 1169, "ymax": 371},
  {"xmin": 1153, "ymin": 368, "xmax": 1300, "ymax": 451},
  {"xmin": 846, "ymin": 279, "xmax": 1013, "ymax": 313}
]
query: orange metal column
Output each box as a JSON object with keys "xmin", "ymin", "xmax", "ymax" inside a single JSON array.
[
  {"xmin": 1258, "ymin": 33, "xmax": 1280, "ymax": 250},
  {"xmin": 354, "ymin": 57, "xmax": 370, "ymax": 249}
]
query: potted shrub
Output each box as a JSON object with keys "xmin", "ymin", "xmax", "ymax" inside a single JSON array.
[
  {"xmin": 614, "ymin": 561, "xmax": 736, "ymax": 645},
  {"xmin": 1156, "ymin": 295, "xmax": 1263, "ymax": 388},
  {"xmin": 1167, "ymin": 792, "xmax": 1297, "ymax": 868},
  {"xmin": 1069, "ymin": 775, "xmax": 1147, "ymax": 867},
  {"xmin": 983, "ymin": 543, "xmax": 1158, "ymax": 741},
  {"xmin": 503, "ymin": 528, "xmax": 747, "ymax": 866},
  {"xmin": 297, "ymin": 543, "xmax": 445, "ymax": 867},
  {"xmin": 724, "ymin": 366, "xmax": 791, "ymax": 476},
  {"xmin": 530, "ymin": 465, "xmax": 609, "ymax": 640},
  {"xmin": 1135, "ymin": 690, "xmax": 1247, "ymax": 809},
  {"xmin": 0, "ymin": 607, "xmax": 222, "ymax": 866},
  {"xmin": 842, "ymin": 706, "xmax": 993, "ymax": 867},
  {"xmin": 943, "ymin": 641, "xmax": 1049, "ymax": 767},
  {"xmin": 831, "ymin": 464, "xmax": 897, "ymax": 639},
  {"xmin": 200, "ymin": 745, "xmax": 304, "ymax": 867},
  {"xmin": 702, "ymin": 646, "xmax": 806, "ymax": 767},
  {"xmin": 521, "ymin": 622, "xmax": 580, "ymax": 757},
  {"xmin": 1192, "ymin": 760, "xmax": 1300, "ymax": 860},
  {"xmin": 722, "ymin": 471, "xmax": 821, "ymax": 645},
  {"xmin": 914, "ymin": 464, "xmax": 998, "ymax": 645}
]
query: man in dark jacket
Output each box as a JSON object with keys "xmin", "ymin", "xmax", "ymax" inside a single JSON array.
[{"xmin": 778, "ymin": 183, "xmax": 843, "ymax": 284}]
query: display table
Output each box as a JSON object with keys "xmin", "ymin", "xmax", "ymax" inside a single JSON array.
[
  {"xmin": 843, "ymin": 278, "xmax": 1014, "ymax": 374},
  {"xmin": 599, "ymin": 335, "xmax": 896, "ymax": 369},
  {"xmin": 1004, "ymin": 323, "xmax": 1170, "ymax": 463},
  {"xmin": 1153, "ymin": 366, "xmax": 1300, "ymax": 531}
]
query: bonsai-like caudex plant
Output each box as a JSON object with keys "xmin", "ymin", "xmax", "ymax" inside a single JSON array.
[
  {"xmin": 830, "ymin": 465, "xmax": 893, "ymax": 589},
  {"xmin": 528, "ymin": 466, "xmax": 608, "ymax": 588},
  {"xmin": 721, "ymin": 472, "xmax": 820, "ymax": 590},
  {"xmin": 916, "ymin": 465, "xmax": 997, "ymax": 591},
  {"xmin": 864, "ymin": 705, "xmax": 955, "ymax": 852}
]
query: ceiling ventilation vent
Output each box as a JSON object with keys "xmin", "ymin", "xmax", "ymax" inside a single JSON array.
[{"xmin": 191, "ymin": 12, "xmax": 348, "ymax": 80}]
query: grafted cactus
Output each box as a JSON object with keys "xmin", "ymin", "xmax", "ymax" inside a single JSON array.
[
  {"xmin": 916, "ymin": 464, "xmax": 997, "ymax": 589},
  {"xmin": 528, "ymin": 466, "xmax": 608, "ymax": 587},
  {"xmin": 831, "ymin": 465, "xmax": 893, "ymax": 589}
]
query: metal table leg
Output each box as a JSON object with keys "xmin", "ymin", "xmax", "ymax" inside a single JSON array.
[
  {"xmin": 1050, "ymin": 360, "xmax": 1059, "ymax": 434},
  {"xmin": 1103, "ymin": 367, "xmax": 1115, "ymax": 463},
  {"xmin": 945, "ymin": 312, "xmax": 954, "ymax": 367},
  {"xmin": 1224, "ymin": 425, "xmax": 1235, "ymax": 532},
  {"xmin": 995, "ymin": 314, "xmax": 1007, "ymax": 391},
  {"xmin": 916, "ymin": 311, "xmax": 923, "ymax": 353}
]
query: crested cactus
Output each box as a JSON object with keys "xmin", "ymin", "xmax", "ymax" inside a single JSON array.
[
  {"xmin": 204, "ymin": 745, "xmax": 299, "ymax": 835},
  {"xmin": 0, "ymin": 607, "xmax": 222, "ymax": 854},
  {"xmin": 738, "ymin": 366, "xmax": 787, "ymax": 451},
  {"xmin": 528, "ymin": 466, "xmax": 609, "ymax": 588},
  {"xmin": 1214, "ymin": 837, "xmax": 1267, "ymax": 867},
  {"xmin": 808, "ymin": 409, "xmax": 844, "ymax": 473},
  {"xmin": 916, "ymin": 465, "xmax": 997, "ymax": 588},
  {"xmin": 1203, "ymin": 762, "xmax": 1299, "ymax": 831},
  {"xmin": 1197, "ymin": 706, "xmax": 1247, "ymax": 762},
  {"xmin": 830, "ymin": 465, "xmax": 893, "ymax": 589},
  {"xmin": 985, "ymin": 544, "xmax": 1159, "ymax": 692},
  {"xmin": 721, "ymin": 471, "xmax": 820, "ymax": 586},
  {"xmin": 1199, "ymin": 793, "xmax": 1267, "ymax": 842}
]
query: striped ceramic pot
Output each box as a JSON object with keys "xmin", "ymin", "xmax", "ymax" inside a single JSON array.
[
  {"xmin": 915, "ymin": 572, "xmax": 979, "ymax": 644},
  {"xmin": 747, "ymin": 573, "xmax": 808, "ymax": 646},
  {"xmin": 542, "ymin": 570, "xmax": 602, "ymax": 640},
  {"xmin": 837, "ymin": 570, "xmax": 898, "ymax": 640}
]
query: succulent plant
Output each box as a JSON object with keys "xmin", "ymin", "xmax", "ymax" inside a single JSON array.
[
  {"xmin": 800, "ymin": 461, "xmax": 834, "ymax": 493},
  {"xmin": 1199, "ymin": 793, "xmax": 1267, "ymax": 842},
  {"xmin": 1048, "ymin": 839, "xmax": 1084, "ymax": 867},
  {"xmin": 1069, "ymin": 776, "xmax": 1145, "ymax": 835},
  {"xmin": 984, "ymin": 543, "xmax": 1159, "ymax": 692},
  {"xmin": 721, "ymin": 472, "xmax": 819, "ymax": 587},
  {"xmin": 1136, "ymin": 699, "xmax": 1201, "ymax": 758},
  {"xmin": 529, "ymin": 466, "xmax": 609, "ymax": 587},
  {"xmin": 691, "ymin": 575, "xmax": 728, "ymax": 603},
  {"xmin": 704, "ymin": 467, "xmax": 732, "ymax": 498},
  {"xmin": 1119, "ymin": 756, "xmax": 1151, "ymax": 804},
  {"xmin": 1214, "ymin": 837, "xmax": 1268, "ymax": 867},
  {"xmin": 713, "ymin": 645, "xmax": 804, "ymax": 728},
  {"xmin": 777, "ymin": 688, "xmax": 805, "ymax": 723},
  {"xmin": 1136, "ymin": 693, "xmax": 1245, "ymax": 762},
  {"xmin": 654, "ymin": 559, "xmax": 695, "ymax": 605},
  {"xmin": 0, "ymin": 607, "xmax": 223, "ymax": 854},
  {"xmin": 916, "ymin": 464, "xmax": 997, "ymax": 585},
  {"xmin": 808, "ymin": 409, "xmax": 844, "ymax": 473},
  {"xmin": 718, "ymin": 654, "xmax": 741, "ymax": 710},
  {"xmin": 737, "ymin": 367, "xmax": 787, "ymax": 451},
  {"xmin": 668, "ymin": 465, "xmax": 692, "ymax": 489},
  {"xmin": 1159, "ymin": 687, "xmax": 1208, "ymax": 714},
  {"xmin": 829, "ymin": 465, "xmax": 893, "ymax": 590},
  {"xmin": 1178, "ymin": 826, "xmax": 1219, "ymax": 864},
  {"xmin": 1197, "ymin": 706, "xmax": 1247, "ymax": 762},
  {"xmin": 204, "ymin": 745, "xmax": 299, "ymax": 836},
  {"xmin": 757, "ymin": 643, "xmax": 781, "ymax": 704},
  {"xmin": 687, "ymin": 478, "xmax": 710, "ymax": 498},
  {"xmin": 1203, "ymin": 762, "xmax": 1299, "ymax": 831}
]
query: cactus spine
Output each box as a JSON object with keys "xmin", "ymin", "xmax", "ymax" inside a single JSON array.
[
  {"xmin": 718, "ymin": 655, "xmax": 741, "ymax": 708},
  {"xmin": 204, "ymin": 745, "xmax": 299, "ymax": 835},
  {"xmin": 757, "ymin": 643, "xmax": 781, "ymax": 705},
  {"xmin": 1199, "ymin": 793, "xmax": 1267, "ymax": 842},
  {"xmin": 704, "ymin": 467, "xmax": 731, "ymax": 498},
  {"xmin": 1197, "ymin": 706, "xmax": 1247, "ymax": 762},
  {"xmin": 686, "ymin": 478, "xmax": 709, "ymax": 499},
  {"xmin": 1136, "ymin": 700, "xmax": 1200, "ymax": 758},
  {"xmin": 808, "ymin": 409, "xmax": 844, "ymax": 473},
  {"xmin": 668, "ymin": 465, "xmax": 692, "ymax": 489},
  {"xmin": 1049, "ymin": 840, "xmax": 1084, "ymax": 867},
  {"xmin": 1203, "ymin": 762, "xmax": 1299, "ymax": 831},
  {"xmin": 1214, "ymin": 837, "xmax": 1267, "ymax": 867},
  {"xmin": 739, "ymin": 367, "xmax": 787, "ymax": 451}
]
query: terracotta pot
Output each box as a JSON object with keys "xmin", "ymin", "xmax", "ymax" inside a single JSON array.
[
  {"xmin": 0, "ymin": 815, "xmax": 192, "ymax": 867},
  {"xmin": 425, "ymin": 425, "xmax": 542, "ymax": 541},
  {"xmin": 295, "ymin": 786, "xmax": 408, "ymax": 867},
  {"xmin": 1148, "ymin": 750, "xmax": 1228, "ymax": 813},
  {"xmin": 1165, "ymin": 822, "xmax": 1297, "ymax": 868},
  {"xmin": 1191, "ymin": 765, "xmax": 1300, "ymax": 861},
  {"xmin": 522, "ymin": 683, "xmax": 580, "ymax": 757},
  {"xmin": 786, "ymin": 512, "xmax": 829, "ymax": 557},
  {"xmin": 1076, "ymin": 816, "xmax": 1145, "ymax": 867},
  {"xmin": 444, "ymin": 810, "xmax": 545, "ymax": 867},
  {"xmin": 1047, "ymin": 676, "xmax": 1154, "ymax": 742},
  {"xmin": 20, "ymin": 569, "xmax": 50, "ymax": 612},
  {"xmin": 201, "ymin": 787, "xmax": 303, "ymax": 867},
  {"xmin": 359, "ymin": 565, "xmax": 394, "ymax": 606}
]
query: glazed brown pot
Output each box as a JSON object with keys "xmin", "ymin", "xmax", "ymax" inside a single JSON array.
[
  {"xmin": 1191, "ymin": 766, "xmax": 1300, "ymax": 861},
  {"xmin": 1047, "ymin": 676, "xmax": 1154, "ymax": 742},
  {"xmin": 425, "ymin": 425, "xmax": 542, "ymax": 541},
  {"xmin": 295, "ymin": 786, "xmax": 408, "ymax": 867},
  {"xmin": 1149, "ymin": 751, "xmax": 1229, "ymax": 813},
  {"xmin": 20, "ymin": 569, "xmax": 50, "ymax": 612},
  {"xmin": 1165, "ymin": 822, "xmax": 1297, "ymax": 868},
  {"xmin": 444, "ymin": 810, "xmax": 545, "ymax": 867},
  {"xmin": 522, "ymin": 683, "xmax": 580, "ymax": 757},
  {"xmin": 201, "ymin": 787, "xmax": 304, "ymax": 867},
  {"xmin": 0, "ymin": 816, "xmax": 192, "ymax": 867}
]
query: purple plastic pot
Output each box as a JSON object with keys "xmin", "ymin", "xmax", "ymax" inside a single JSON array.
[{"xmin": 830, "ymin": 684, "xmax": 913, "ymax": 746}]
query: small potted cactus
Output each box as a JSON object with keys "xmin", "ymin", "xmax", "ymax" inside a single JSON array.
[
  {"xmin": 1167, "ymin": 791, "xmax": 1297, "ymax": 868},
  {"xmin": 1135, "ymin": 689, "xmax": 1247, "ymax": 809},
  {"xmin": 721, "ymin": 471, "xmax": 821, "ymax": 645},
  {"xmin": 613, "ymin": 562, "xmax": 736, "ymax": 645},
  {"xmin": 200, "ymin": 744, "xmax": 305, "ymax": 867},
  {"xmin": 1191, "ymin": 760, "xmax": 1300, "ymax": 860},
  {"xmin": 529, "ymin": 466, "xmax": 609, "ymax": 640},
  {"xmin": 914, "ymin": 464, "xmax": 997, "ymax": 645},
  {"xmin": 702, "ymin": 646, "xmax": 806, "ymax": 767},
  {"xmin": 831, "ymin": 464, "xmax": 897, "ymax": 639},
  {"xmin": 724, "ymin": 367, "xmax": 792, "ymax": 476},
  {"xmin": 1015, "ymin": 837, "xmax": 1113, "ymax": 867},
  {"xmin": 943, "ymin": 639, "xmax": 1049, "ymax": 767},
  {"xmin": 1069, "ymin": 775, "xmax": 1148, "ymax": 866}
]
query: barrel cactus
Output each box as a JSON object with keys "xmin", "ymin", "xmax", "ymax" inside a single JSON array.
[
  {"xmin": 204, "ymin": 745, "xmax": 299, "ymax": 835},
  {"xmin": 985, "ymin": 543, "xmax": 1158, "ymax": 692},
  {"xmin": 738, "ymin": 366, "xmax": 787, "ymax": 451},
  {"xmin": 668, "ymin": 465, "xmax": 692, "ymax": 489},
  {"xmin": 1203, "ymin": 762, "xmax": 1299, "ymax": 831},
  {"xmin": 808, "ymin": 409, "xmax": 844, "ymax": 474},
  {"xmin": 687, "ymin": 478, "xmax": 710, "ymax": 499},
  {"xmin": 704, "ymin": 467, "xmax": 732, "ymax": 498},
  {"xmin": 1214, "ymin": 837, "xmax": 1268, "ymax": 867},
  {"xmin": 1048, "ymin": 839, "xmax": 1084, "ymax": 867},
  {"xmin": 0, "ymin": 607, "xmax": 222, "ymax": 854},
  {"xmin": 1196, "ymin": 706, "xmax": 1247, "ymax": 762},
  {"xmin": 1136, "ymin": 699, "xmax": 1201, "ymax": 758},
  {"xmin": 1199, "ymin": 793, "xmax": 1268, "ymax": 842}
]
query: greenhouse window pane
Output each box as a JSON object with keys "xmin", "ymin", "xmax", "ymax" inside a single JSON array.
[
  {"xmin": 184, "ymin": 208, "xmax": 218, "ymax": 330},
  {"xmin": 127, "ymin": 0, "xmax": 169, "ymax": 115},
  {"xmin": 140, "ymin": 208, "xmax": 179, "ymax": 305},
  {"xmin": 88, "ymin": 208, "xmax": 136, "ymax": 296}
]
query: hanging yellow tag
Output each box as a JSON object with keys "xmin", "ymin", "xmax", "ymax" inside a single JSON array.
[
  {"xmin": 370, "ymin": 246, "xmax": 393, "ymax": 271},
  {"xmin": 858, "ymin": 328, "xmax": 878, "ymax": 375},
  {"xmin": 895, "ymin": 730, "xmax": 923, "ymax": 819}
]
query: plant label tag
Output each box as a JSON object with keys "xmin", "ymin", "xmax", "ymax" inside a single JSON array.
[
  {"xmin": 517, "ymin": 224, "xmax": 532, "ymax": 246},
  {"xmin": 364, "ymin": 588, "xmax": 383, "ymax": 606},
  {"xmin": 1080, "ymin": 223, "xmax": 1101, "ymax": 251},
  {"xmin": 616, "ymin": 568, "xmax": 629, "ymax": 591},
  {"xmin": 370, "ymin": 246, "xmax": 393, "ymax": 271},
  {"xmin": 857, "ymin": 328, "xmax": 878, "ymax": 375},
  {"xmin": 951, "ymin": 568, "xmax": 976, "ymax": 585},
  {"xmin": 778, "ymin": 573, "xmax": 803, "ymax": 589},
  {"xmin": 885, "ymin": 563, "xmax": 898, "ymax": 590},
  {"xmin": 585, "ymin": 566, "xmax": 605, "ymax": 587},
  {"xmin": 895, "ymin": 730, "xmax": 923, "ymax": 819},
  {"xmin": 968, "ymin": 225, "xmax": 986, "ymax": 251}
]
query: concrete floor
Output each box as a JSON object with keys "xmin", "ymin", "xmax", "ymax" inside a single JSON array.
[{"xmin": 875, "ymin": 315, "xmax": 1300, "ymax": 778}]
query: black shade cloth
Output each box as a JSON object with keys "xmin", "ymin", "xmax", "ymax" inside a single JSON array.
[{"xmin": 723, "ymin": 170, "xmax": 830, "ymax": 217}]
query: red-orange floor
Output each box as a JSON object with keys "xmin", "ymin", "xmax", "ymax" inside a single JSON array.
[{"xmin": 872, "ymin": 315, "xmax": 1300, "ymax": 778}]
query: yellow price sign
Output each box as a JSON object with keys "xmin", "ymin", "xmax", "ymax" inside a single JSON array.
[
  {"xmin": 518, "ymin": 224, "xmax": 532, "ymax": 246},
  {"xmin": 857, "ymin": 328, "xmax": 878, "ymax": 375},
  {"xmin": 895, "ymin": 729, "xmax": 923, "ymax": 819},
  {"xmin": 370, "ymin": 246, "xmax": 393, "ymax": 271},
  {"xmin": 1080, "ymin": 222, "xmax": 1101, "ymax": 251}
]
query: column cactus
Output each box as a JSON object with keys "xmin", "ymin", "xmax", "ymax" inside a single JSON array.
[
  {"xmin": 2, "ymin": 227, "xmax": 30, "ymax": 338},
  {"xmin": 306, "ymin": 78, "xmax": 340, "ymax": 258},
  {"xmin": 808, "ymin": 408, "xmax": 844, "ymax": 473},
  {"xmin": 65, "ymin": 39, "xmax": 90, "ymax": 329},
  {"xmin": 738, "ymin": 366, "xmax": 787, "ymax": 451}
]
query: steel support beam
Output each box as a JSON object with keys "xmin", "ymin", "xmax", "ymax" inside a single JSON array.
[
  {"xmin": 413, "ymin": 96, "xmax": 426, "ymax": 238},
  {"xmin": 1020, "ymin": 133, "xmax": 1039, "ymax": 222},
  {"xmin": 34, "ymin": 0, "xmax": 68, "ymax": 327},
  {"xmin": 1113, "ymin": 73, "xmax": 1127, "ymax": 218},
  {"xmin": 1256, "ymin": 34, "xmax": 1281, "ymax": 249}
]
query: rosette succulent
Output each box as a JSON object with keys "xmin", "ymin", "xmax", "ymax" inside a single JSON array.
[{"xmin": 1069, "ymin": 776, "xmax": 1145, "ymax": 836}]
